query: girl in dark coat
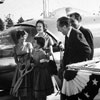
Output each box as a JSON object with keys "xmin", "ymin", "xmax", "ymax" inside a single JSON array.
[{"xmin": 31, "ymin": 36, "xmax": 54, "ymax": 100}]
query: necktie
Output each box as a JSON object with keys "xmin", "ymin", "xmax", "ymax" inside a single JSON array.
[
  {"xmin": 64, "ymin": 36, "xmax": 68, "ymax": 50},
  {"xmin": 63, "ymin": 36, "xmax": 69, "ymax": 67}
]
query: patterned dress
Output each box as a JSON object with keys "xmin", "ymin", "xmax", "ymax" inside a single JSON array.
[
  {"xmin": 10, "ymin": 42, "xmax": 33, "ymax": 97},
  {"xmin": 35, "ymin": 32, "xmax": 54, "ymax": 54}
]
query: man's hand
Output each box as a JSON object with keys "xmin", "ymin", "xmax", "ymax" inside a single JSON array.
[{"xmin": 58, "ymin": 42, "xmax": 64, "ymax": 50}]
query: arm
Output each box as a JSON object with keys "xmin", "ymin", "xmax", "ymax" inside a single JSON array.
[
  {"xmin": 27, "ymin": 42, "xmax": 34, "ymax": 64},
  {"xmin": 76, "ymin": 32, "xmax": 91, "ymax": 60},
  {"xmin": 13, "ymin": 46, "xmax": 18, "ymax": 64},
  {"xmin": 48, "ymin": 36, "xmax": 55, "ymax": 59},
  {"xmin": 85, "ymin": 29, "xmax": 94, "ymax": 59},
  {"xmin": 27, "ymin": 42, "xmax": 33, "ymax": 56}
]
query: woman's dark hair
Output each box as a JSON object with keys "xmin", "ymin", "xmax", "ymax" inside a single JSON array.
[
  {"xmin": 34, "ymin": 37, "xmax": 45, "ymax": 48},
  {"xmin": 16, "ymin": 30, "xmax": 28, "ymax": 40},
  {"xmin": 35, "ymin": 20, "xmax": 47, "ymax": 32}
]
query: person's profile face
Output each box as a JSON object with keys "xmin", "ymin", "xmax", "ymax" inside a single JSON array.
[
  {"xmin": 36, "ymin": 23, "xmax": 44, "ymax": 33},
  {"xmin": 57, "ymin": 21, "xmax": 62, "ymax": 32},
  {"xmin": 33, "ymin": 40, "xmax": 38, "ymax": 48},
  {"xmin": 70, "ymin": 18, "xmax": 78, "ymax": 29},
  {"xmin": 57, "ymin": 21, "xmax": 67, "ymax": 35},
  {"xmin": 19, "ymin": 34, "xmax": 27, "ymax": 42},
  {"xmin": 69, "ymin": 15, "xmax": 79, "ymax": 29}
]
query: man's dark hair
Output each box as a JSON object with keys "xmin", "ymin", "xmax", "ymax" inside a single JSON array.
[
  {"xmin": 34, "ymin": 37, "xmax": 45, "ymax": 48},
  {"xmin": 68, "ymin": 12, "xmax": 82, "ymax": 22},
  {"xmin": 57, "ymin": 16, "xmax": 71, "ymax": 27}
]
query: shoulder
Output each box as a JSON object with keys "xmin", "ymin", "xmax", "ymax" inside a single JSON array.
[
  {"xmin": 45, "ymin": 32, "xmax": 53, "ymax": 41},
  {"xmin": 80, "ymin": 26, "xmax": 88, "ymax": 30},
  {"xmin": 40, "ymin": 49, "xmax": 47, "ymax": 57},
  {"xmin": 71, "ymin": 28, "xmax": 83, "ymax": 36},
  {"xmin": 80, "ymin": 26, "xmax": 93, "ymax": 37},
  {"xmin": 71, "ymin": 28, "xmax": 85, "ymax": 40},
  {"xmin": 35, "ymin": 33, "xmax": 40, "ymax": 37},
  {"xmin": 39, "ymin": 49, "xmax": 46, "ymax": 55},
  {"xmin": 26, "ymin": 42, "xmax": 33, "ymax": 48},
  {"xmin": 80, "ymin": 26, "xmax": 92, "ymax": 33},
  {"xmin": 44, "ymin": 32, "xmax": 50, "ymax": 38},
  {"xmin": 27, "ymin": 42, "xmax": 32, "ymax": 45}
]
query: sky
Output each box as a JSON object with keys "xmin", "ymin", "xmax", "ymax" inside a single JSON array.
[{"xmin": 0, "ymin": 0, "xmax": 100, "ymax": 22}]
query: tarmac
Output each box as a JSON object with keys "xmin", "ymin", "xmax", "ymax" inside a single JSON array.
[
  {"xmin": 0, "ymin": 57, "xmax": 100, "ymax": 100},
  {"xmin": 0, "ymin": 92, "xmax": 100, "ymax": 100},
  {"xmin": 0, "ymin": 88, "xmax": 60, "ymax": 100}
]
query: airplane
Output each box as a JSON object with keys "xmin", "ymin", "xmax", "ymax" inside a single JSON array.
[
  {"xmin": 0, "ymin": 0, "xmax": 5, "ymax": 4},
  {"xmin": 21, "ymin": 7, "xmax": 100, "ymax": 57},
  {"xmin": 0, "ymin": 7, "xmax": 100, "ymax": 97}
]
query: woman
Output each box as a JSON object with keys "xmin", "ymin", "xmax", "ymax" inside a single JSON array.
[
  {"xmin": 31, "ymin": 36, "xmax": 54, "ymax": 100},
  {"xmin": 35, "ymin": 20, "xmax": 54, "ymax": 59},
  {"xmin": 10, "ymin": 30, "xmax": 33, "ymax": 100},
  {"xmin": 35, "ymin": 19, "xmax": 58, "ymax": 74},
  {"xmin": 35, "ymin": 20, "xmax": 58, "ymax": 94}
]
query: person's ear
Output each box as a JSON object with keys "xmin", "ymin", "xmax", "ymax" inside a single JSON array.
[{"xmin": 63, "ymin": 25, "xmax": 67, "ymax": 29}]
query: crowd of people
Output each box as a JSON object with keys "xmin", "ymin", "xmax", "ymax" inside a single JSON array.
[{"xmin": 10, "ymin": 12, "xmax": 94, "ymax": 100}]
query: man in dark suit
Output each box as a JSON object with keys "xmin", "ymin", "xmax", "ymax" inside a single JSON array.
[
  {"xmin": 57, "ymin": 16, "xmax": 91, "ymax": 67},
  {"xmin": 68, "ymin": 12, "xmax": 94, "ymax": 60},
  {"xmin": 57, "ymin": 16, "xmax": 91, "ymax": 100}
]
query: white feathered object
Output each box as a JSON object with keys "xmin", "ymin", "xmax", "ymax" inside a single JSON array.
[{"xmin": 61, "ymin": 70, "xmax": 91, "ymax": 96}]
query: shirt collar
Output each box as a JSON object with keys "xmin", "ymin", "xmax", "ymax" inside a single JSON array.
[
  {"xmin": 78, "ymin": 25, "xmax": 81, "ymax": 30},
  {"xmin": 67, "ymin": 27, "xmax": 72, "ymax": 37},
  {"xmin": 35, "ymin": 32, "xmax": 46, "ymax": 37}
]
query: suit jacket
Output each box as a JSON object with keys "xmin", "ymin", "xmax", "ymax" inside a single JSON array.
[
  {"xmin": 79, "ymin": 26, "xmax": 94, "ymax": 60},
  {"xmin": 63, "ymin": 28, "xmax": 91, "ymax": 67}
]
